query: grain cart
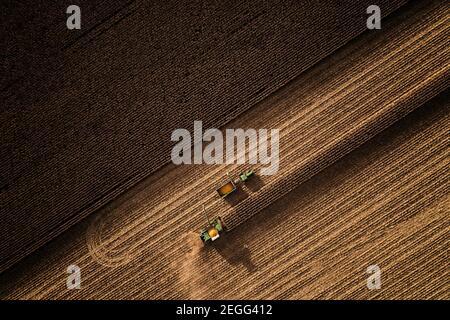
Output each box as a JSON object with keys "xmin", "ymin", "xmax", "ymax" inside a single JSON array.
[
  {"xmin": 216, "ymin": 169, "xmax": 255, "ymax": 197},
  {"xmin": 216, "ymin": 172, "xmax": 237, "ymax": 197}
]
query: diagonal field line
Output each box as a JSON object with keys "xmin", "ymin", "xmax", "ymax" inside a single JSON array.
[
  {"xmin": 21, "ymin": 8, "xmax": 450, "ymax": 300},
  {"xmin": 12, "ymin": 1, "xmax": 448, "ymax": 298}
]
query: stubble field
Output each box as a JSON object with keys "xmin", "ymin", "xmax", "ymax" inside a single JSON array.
[{"xmin": 0, "ymin": 0, "xmax": 448, "ymax": 299}]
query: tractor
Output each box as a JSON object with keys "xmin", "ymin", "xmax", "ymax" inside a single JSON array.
[{"xmin": 238, "ymin": 169, "xmax": 255, "ymax": 182}]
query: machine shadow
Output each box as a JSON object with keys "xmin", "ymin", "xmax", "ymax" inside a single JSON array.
[
  {"xmin": 244, "ymin": 174, "xmax": 264, "ymax": 192},
  {"xmin": 223, "ymin": 188, "xmax": 249, "ymax": 206},
  {"xmin": 210, "ymin": 232, "xmax": 257, "ymax": 273}
]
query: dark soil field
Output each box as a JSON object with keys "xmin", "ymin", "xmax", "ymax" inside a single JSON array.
[
  {"xmin": 0, "ymin": 0, "xmax": 448, "ymax": 299},
  {"xmin": 0, "ymin": 0, "xmax": 408, "ymax": 273}
]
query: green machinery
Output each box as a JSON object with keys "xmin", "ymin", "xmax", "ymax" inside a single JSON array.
[
  {"xmin": 238, "ymin": 169, "xmax": 255, "ymax": 182},
  {"xmin": 199, "ymin": 205, "xmax": 225, "ymax": 244},
  {"xmin": 216, "ymin": 169, "xmax": 255, "ymax": 198},
  {"xmin": 199, "ymin": 169, "xmax": 256, "ymax": 244}
]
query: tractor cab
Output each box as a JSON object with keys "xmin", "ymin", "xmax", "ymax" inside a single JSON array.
[{"xmin": 238, "ymin": 169, "xmax": 254, "ymax": 182}]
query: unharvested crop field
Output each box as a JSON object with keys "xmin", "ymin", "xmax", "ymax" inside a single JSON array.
[
  {"xmin": 0, "ymin": 0, "xmax": 448, "ymax": 299},
  {"xmin": 0, "ymin": 0, "xmax": 407, "ymax": 274}
]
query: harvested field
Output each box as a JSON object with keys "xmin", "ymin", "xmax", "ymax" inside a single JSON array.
[
  {"xmin": 0, "ymin": 0, "xmax": 408, "ymax": 273},
  {"xmin": 0, "ymin": 0, "xmax": 448, "ymax": 299}
]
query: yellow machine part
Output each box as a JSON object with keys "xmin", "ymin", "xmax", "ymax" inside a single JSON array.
[
  {"xmin": 217, "ymin": 182, "xmax": 235, "ymax": 196},
  {"xmin": 208, "ymin": 227, "xmax": 218, "ymax": 238}
]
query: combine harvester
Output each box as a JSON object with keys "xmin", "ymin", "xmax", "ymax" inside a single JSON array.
[
  {"xmin": 199, "ymin": 169, "xmax": 255, "ymax": 244},
  {"xmin": 199, "ymin": 205, "xmax": 225, "ymax": 244}
]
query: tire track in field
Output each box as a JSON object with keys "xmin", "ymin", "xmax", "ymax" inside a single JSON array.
[
  {"xmin": 20, "ymin": 1, "xmax": 446, "ymax": 268},
  {"xmin": 86, "ymin": 57, "xmax": 448, "ymax": 298},
  {"xmin": 84, "ymin": 9, "xmax": 448, "ymax": 256},
  {"xmin": 183, "ymin": 142, "xmax": 448, "ymax": 299},
  {"xmin": 1, "ymin": 1, "xmax": 448, "ymax": 298},
  {"xmin": 22, "ymin": 11, "xmax": 450, "ymax": 298},
  {"xmin": 0, "ymin": 1, "xmax": 408, "ymax": 276},
  {"xmin": 67, "ymin": 26, "xmax": 450, "ymax": 298}
]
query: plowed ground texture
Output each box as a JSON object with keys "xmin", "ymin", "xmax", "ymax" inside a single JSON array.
[
  {"xmin": 0, "ymin": 0, "xmax": 448, "ymax": 299},
  {"xmin": 0, "ymin": 0, "xmax": 408, "ymax": 273}
]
